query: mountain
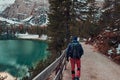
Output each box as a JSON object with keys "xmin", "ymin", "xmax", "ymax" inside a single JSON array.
[
  {"xmin": 0, "ymin": 0, "xmax": 49, "ymax": 25},
  {"xmin": 87, "ymin": 0, "xmax": 120, "ymax": 64},
  {"xmin": 0, "ymin": 0, "xmax": 15, "ymax": 13},
  {"xmin": 2, "ymin": 0, "xmax": 49, "ymax": 18}
]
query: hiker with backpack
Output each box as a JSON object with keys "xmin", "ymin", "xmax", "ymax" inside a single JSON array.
[{"xmin": 66, "ymin": 36, "xmax": 84, "ymax": 80}]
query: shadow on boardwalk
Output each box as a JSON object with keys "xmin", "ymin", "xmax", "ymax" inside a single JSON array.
[{"xmin": 62, "ymin": 61, "xmax": 72, "ymax": 80}]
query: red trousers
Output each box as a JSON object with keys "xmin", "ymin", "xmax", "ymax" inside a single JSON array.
[{"xmin": 70, "ymin": 58, "xmax": 81, "ymax": 80}]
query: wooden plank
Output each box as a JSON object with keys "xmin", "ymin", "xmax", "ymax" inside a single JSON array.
[
  {"xmin": 32, "ymin": 50, "xmax": 66, "ymax": 80},
  {"xmin": 53, "ymin": 58, "xmax": 66, "ymax": 80}
]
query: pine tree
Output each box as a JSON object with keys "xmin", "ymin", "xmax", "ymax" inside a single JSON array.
[
  {"xmin": 101, "ymin": 0, "xmax": 120, "ymax": 30},
  {"xmin": 47, "ymin": 0, "xmax": 101, "ymax": 53},
  {"xmin": 74, "ymin": 0, "xmax": 100, "ymax": 38},
  {"xmin": 48, "ymin": 0, "xmax": 73, "ymax": 53}
]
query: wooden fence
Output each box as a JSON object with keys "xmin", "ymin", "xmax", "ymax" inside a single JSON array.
[{"xmin": 33, "ymin": 50, "xmax": 66, "ymax": 80}]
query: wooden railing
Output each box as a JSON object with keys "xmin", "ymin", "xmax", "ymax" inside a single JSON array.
[{"xmin": 33, "ymin": 50, "xmax": 66, "ymax": 80}]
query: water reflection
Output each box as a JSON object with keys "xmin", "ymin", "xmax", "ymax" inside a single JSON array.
[{"xmin": 0, "ymin": 40, "xmax": 49, "ymax": 78}]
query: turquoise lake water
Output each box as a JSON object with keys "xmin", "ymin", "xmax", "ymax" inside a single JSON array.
[{"xmin": 0, "ymin": 40, "xmax": 49, "ymax": 78}]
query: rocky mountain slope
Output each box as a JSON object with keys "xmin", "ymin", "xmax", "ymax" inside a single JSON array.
[
  {"xmin": 0, "ymin": 0, "xmax": 49, "ymax": 25},
  {"xmin": 0, "ymin": 0, "xmax": 15, "ymax": 13},
  {"xmin": 2, "ymin": 0, "xmax": 49, "ymax": 19}
]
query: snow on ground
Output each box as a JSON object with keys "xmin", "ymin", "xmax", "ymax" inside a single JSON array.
[
  {"xmin": 116, "ymin": 44, "xmax": 120, "ymax": 54},
  {"xmin": 15, "ymin": 32, "xmax": 39, "ymax": 39},
  {"xmin": 0, "ymin": 72, "xmax": 16, "ymax": 80},
  {"xmin": 107, "ymin": 44, "xmax": 120, "ymax": 56},
  {"xmin": 108, "ymin": 49, "xmax": 113, "ymax": 55},
  {"xmin": 39, "ymin": 34, "xmax": 48, "ymax": 40},
  {"xmin": 15, "ymin": 32, "xmax": 48, "ymax": 40},
  {"xmin": 0, "ymin": 0, "xmax": 15, "ymax": 13}
]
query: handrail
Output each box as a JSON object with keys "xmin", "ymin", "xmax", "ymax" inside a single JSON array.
[{"xmin": 33, "ymin": 50, "xmax": 66, "ymax": 80}]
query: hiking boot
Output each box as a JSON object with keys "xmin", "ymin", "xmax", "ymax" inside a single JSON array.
[{"xmin": 74, "ymin": 77, "xmax": 79, "ymax": 80}]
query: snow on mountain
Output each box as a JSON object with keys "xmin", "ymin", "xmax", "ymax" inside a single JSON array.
[
  {"xmin": 21, "ymin": 16, "xmax": 33, "ymax": 22},
  {"xmin": 101, "ymin": 4, "xmax": 114, "ymax": 12},
  {"xmin": 0, "ymin": 16, "xmax": 21, "ymax": 24},
  {"xmin": 0, "ymin": 0, "xmax": 15, "ymax": 4},
  {"xmin": 0, "ymin": 13, "xmax": 48, "ymax": 26},
  {"xmin": 0, "ymin": 0, "xmax": 49, "ymax": 26},
  {"xmin": 95, "ymin": 0, "xmax": 104, "ymax": 2},
  {"xmin": 0, "ymin": 0, "xmax": 15, "ymax": 13},
  {"xmin": 95, "ymin": 0, "xmax": 104, "ymax": 8},
  {"xmin": 1, "ymin": 0, "xmax": 49, "ymax": 19}
]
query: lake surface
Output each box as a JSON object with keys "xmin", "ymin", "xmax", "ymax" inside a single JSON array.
[{"xmin": 0, "ymin": 40, "xmax": 49, "ymax": 78}]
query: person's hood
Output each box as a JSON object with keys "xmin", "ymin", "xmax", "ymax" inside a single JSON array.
[{"xmin": 72, "ymin": 36, "xmax": 77, "ymax": 41}]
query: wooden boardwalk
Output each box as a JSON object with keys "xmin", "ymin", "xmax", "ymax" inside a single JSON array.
[
  {"xmin": 62, "ymin": 61, "xmax": 73, "ymax": 80},
  {"xmin": 33, "ymin": 43, "xmax": 120, "ymax": 80},
  {"xmin": 62, "ymin": 61, "xmax": 80, "ymax": 80}
]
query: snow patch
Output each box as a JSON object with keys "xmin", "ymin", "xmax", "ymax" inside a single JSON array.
[
  {"xmin": 113, "ymin": 29, "xmax": 118, "ymax": 31},
  {"xmin": 0, "ymin": 17, "xmax": 21, "ymax": 24},
  {"xmin": 101, "ymin": 4, "xmax": 114, "ymax": 12},
  {"xmin": 116, "ymin": 44, "xmax": 120, "ymax": 54},
  {"xmin": 39, "ymin": 34, "xmax": 48, "ymax": 40},
  {"xmin": 21, "ymin": 16, "xmax": 33, "ymax": 22},
  {"xmin": 15, "ymin": 32, "xmax": 39, "ymax": 39},
  {"xmin": 95, "ymin": 0, "xmax": 104, "ymax": 2},
  {"xmin": 0, "ymin": 0, "xmax": 15, "ymax": 4},
  {"xmin": 105, "ymin": 30, "xmax": 110, "ymax": 32},
  {"xmin": 108, "ymin": 49, "xmax": 113, "ymax": 55},
  {"xmin": 0, "ymin": 0, "xmax": 15, "ymax": 13},
  {"xmin": 78, "ymin": 0, "xmax": 87, "ymax": 3}
]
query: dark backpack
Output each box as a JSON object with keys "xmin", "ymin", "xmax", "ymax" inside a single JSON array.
[{"xmin": 71, "ymin": 42, "xmax": 83, "ymax": 59}]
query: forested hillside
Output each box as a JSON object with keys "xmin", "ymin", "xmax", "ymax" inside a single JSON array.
[
  {"xmin": 87, "ymin": 0, "xmax": 120, "ymax": 64},
  {"xmin": 48, "ymin": 0, "xmax": 120, "ymax": 64}
]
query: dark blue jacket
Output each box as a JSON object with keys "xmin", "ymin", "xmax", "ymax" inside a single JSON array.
[{"xmin": 66, "ymin": 37, "xmax": 84, "ymax": 59}]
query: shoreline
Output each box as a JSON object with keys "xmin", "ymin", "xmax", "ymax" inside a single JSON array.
[{"xmin": 0, "ymin": 72, "xmax": 16, "ymax": 80}]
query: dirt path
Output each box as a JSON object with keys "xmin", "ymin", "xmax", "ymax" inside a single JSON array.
[{"xmin": 63, "ymin": 43, "xmax": 120, "ymax": 80}]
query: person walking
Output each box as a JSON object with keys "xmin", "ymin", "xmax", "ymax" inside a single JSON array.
[{"xmin": 66, "ymin": 36, "xmax": 84, "ymax": 80}]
